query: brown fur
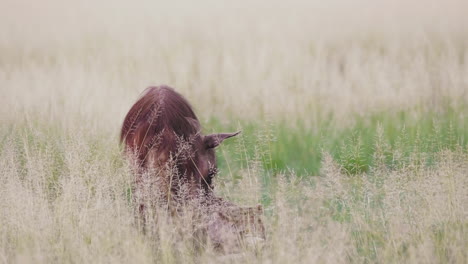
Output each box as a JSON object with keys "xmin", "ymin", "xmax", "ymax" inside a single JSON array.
[
  {"xmin": 120, "ymin": 85, "xmax": 265, "ymax": 252},
  {"xmin": 120, "ymin": 85, "xmax": 238, "ymax": 201}
]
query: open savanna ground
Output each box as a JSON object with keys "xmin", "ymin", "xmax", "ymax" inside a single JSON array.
[{"xmin": 1, "ymin": 0, "xmax": 468, "ymax": 263}]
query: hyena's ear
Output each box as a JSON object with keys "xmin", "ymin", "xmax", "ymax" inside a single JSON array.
[{"xmin": 204, "ymin": 131, "xmax": 241, "ymax": 149}]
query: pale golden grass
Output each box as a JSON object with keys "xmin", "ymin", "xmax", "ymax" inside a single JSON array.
[{"xmin": 1, "ymin": 124, "xmax": 467, "ymax": 263}]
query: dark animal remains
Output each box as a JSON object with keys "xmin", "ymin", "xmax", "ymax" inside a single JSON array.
[{"xmin": 120, "ymin": 85, "xmax": 265, "ymax": 253}]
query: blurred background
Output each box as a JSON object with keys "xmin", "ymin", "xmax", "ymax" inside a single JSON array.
[{"xmin": 1, "ymin": 0, "xmax": 468, "ymax": 174}]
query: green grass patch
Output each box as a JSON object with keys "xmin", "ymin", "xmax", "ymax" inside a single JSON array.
[{"xmin": 207, "ymin": 106, "xmax": 468, "ymax": 176}]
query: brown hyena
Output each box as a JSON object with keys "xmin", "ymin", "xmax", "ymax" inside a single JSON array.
[{"xmin": 120, "ymin": 85, "xmax": 265, "ymax": 251}]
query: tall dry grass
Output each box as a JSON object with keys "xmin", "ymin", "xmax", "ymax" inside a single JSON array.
[{"xmin": 1, "ymin": 123, "xmax": 467, "ymax": 263}]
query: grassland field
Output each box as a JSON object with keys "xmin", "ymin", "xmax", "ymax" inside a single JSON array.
[{"xmin": 1, "ymin": 0, "xmax": 468, "ymax": 263}]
